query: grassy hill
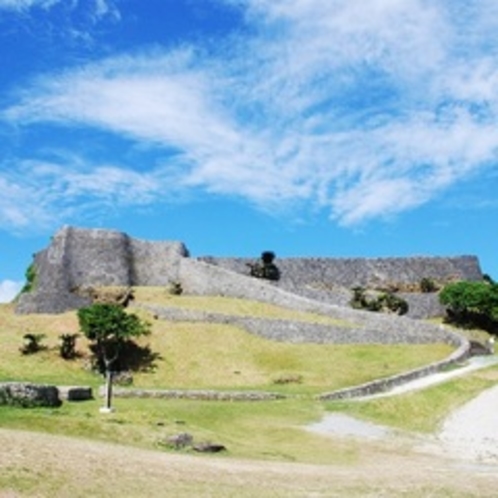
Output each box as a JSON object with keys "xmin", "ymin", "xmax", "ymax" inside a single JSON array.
[
  {"xmin": 1, "ymin": 289, "xmax": 452, "ymax": 394},
  {"xmin": 1, "ymin": 288, "xmax": 496, "ymax": 466}
]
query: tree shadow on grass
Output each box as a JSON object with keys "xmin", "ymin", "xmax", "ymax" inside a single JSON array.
[{"xmin": 90, "ymin": 340, "xmax": 163, "ymax": 374}]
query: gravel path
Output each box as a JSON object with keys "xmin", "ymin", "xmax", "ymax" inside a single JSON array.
[
  {"xmin": 430, "ymin": 384, "xmax": 498, "ymax": 463},
  {"xmin": 309, "ymin": 355, "xmax": 498, "ymax": 465},
  {"xmin": 363, "ymin": 355, "xmax": 498, "ymax": 399}
]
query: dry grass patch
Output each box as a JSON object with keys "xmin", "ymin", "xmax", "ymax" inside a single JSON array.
[
  {"xmin": 1, "ymin": 428, "xmax": 497, "ymax": 498},
  {"xmin": 131, "ymin": 287, "xmax": 350, "ymax": 325},
  {"xmin": 131, "ymin": 318, "xmax": 454, "ymax": 394},
  {"xmin": 0, "ymin": 301, "xmax": 454, "ymax": 396}
]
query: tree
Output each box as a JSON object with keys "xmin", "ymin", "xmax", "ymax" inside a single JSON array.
[
  {"xmin": 77, "ymin": 303, "xmax": 151, "ymax": 412},
  {"xmin": 439, "ymin": 280, "xmax": 498, "ymax": 333},
  {"xmin": 247, "ymin": 251, "xmax": 280, "ymax": 281}
]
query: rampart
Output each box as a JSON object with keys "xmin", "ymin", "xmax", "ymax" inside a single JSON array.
[
  {"xmin": 16, "ymin": 226, "xmax": 188, "ymax": 314},
  {"xmin": 15, "ymin": 226, "xmax": 480, "ymax": 397},
  {"xmin": 16, "ymin": 225, "xmax": 482, "ymax": 316}
]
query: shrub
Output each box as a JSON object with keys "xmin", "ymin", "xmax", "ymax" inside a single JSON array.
[
  {"xmin": 350, "ymin": 288, "xmax": 408, "ymax": 315},
  {"xmin": 20, "ymin": 333, "xmax": 47, "ymax": 355},
  {"xmin": 167, "ymin": 281, "xmax": 183, "ymax": 295},
  {"xmin": 439, "ymin": 280, "xmax": 498, "ymax": 333},
  {"xmin": 248, "ymin": 251, "xmax": 280, "ymax": 281},
  {"xmin": 420, "ymin": 277, "xmax": 437, "ymax": 293},
  {"xmin": 59, "ymin": 333, "xmax": 79, "ymax": 360}
]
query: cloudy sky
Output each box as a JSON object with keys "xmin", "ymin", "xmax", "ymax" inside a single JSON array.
[{"xmin": 1, "ymin": 0, "xmax": 497, "ymax": 302}]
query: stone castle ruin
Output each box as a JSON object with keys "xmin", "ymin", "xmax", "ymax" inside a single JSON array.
[{"xmin": 16, "ymin": 225, "xmax": 483, "ymax": 316}]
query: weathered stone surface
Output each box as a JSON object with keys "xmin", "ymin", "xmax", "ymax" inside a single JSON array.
[
  {"xmin": 201, "ymin": 255, "xmax": 483, "ymax": 289},
  {"xmin": 16, "ymin": 225, "xmax": 482, "ymax": 316},
  {"xmin": 16, "ymin": 226, "xmax": 188, "ymax": 314},
  {"xmin": 99, "ymin": 386, "xmax": 286, "ymax": 401},
  {"xmin": 0, "ymin": 382, "xmax": 62, "ymax": 407},
  {"xmin": 164, "ymin": 433, "xmax": 193, "ymax": 449},
  {"xmin": 57, "ymin": 386, "xmax": 93, "ymax": 402},
  {"xmin": 74, "ymin": 286, "xmax": 134, "ymax": 307},
  {"xmin": 193, "ymin": 442, "xmax": 227, "ymax": 453}
]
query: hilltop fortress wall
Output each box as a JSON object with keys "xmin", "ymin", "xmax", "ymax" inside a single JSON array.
[
  {"xmin": 16, "ymin": 226, "xmax": 483, "ymax": 315},
  {"xmin": 16, "ymin": 226, "xmax": 188, "ymax": 314}
]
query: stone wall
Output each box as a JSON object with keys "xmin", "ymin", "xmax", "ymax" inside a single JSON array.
[
  {"xmin": 16, "ymin": 226, "xmax": 188, "ymax": 314},
  {"xmin": 16, "ymin": 226, "xmax": 483, "ymax": 315},
  {"xmin": 198, "ymin": 255, "xmax": 482, "ymax": 318}
]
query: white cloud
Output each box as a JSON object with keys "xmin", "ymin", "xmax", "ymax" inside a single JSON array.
[
  {"xmin": 2, "ymin": 0, "xmax": 498, "ymax": 227},
  {"xmin": 0, "ymin": 157, "xmax": 175, "ymax": 231},
  {"xmin": 0, "ymin": 0, "xmax": 118, "ymax": 15},
  {"xmin": 0, "ymin": 280, "xmax": 23, "ymax": 303},
  {"xmin": 0, "ymin": 0, "xmax": 60, "ymax": 10}
]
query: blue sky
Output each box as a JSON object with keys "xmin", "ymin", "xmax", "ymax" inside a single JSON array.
[{"xmin": 1, "ymin": 0, "xmax": 497, "ymax": 302}]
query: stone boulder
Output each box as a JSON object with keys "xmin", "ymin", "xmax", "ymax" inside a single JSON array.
[
  {"xmin": 57, "ymin": 386, "xmax": 93, "ymax": 402},
  {"xmin": 0, "ymin": 382, "xmax": 62, "ymax": 408}
]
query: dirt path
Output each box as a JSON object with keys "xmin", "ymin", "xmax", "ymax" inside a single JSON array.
[
  {"xmin": 3, "ymin": 355, "xmax": 498, "ymax": 496},
  {"xmin": 310, "ymin": 355, "xmax": 498, "ymax": 466},
  {"xmin": 1, "ymin": 427, "xmax": 497, "ymax": 497},
  {"xmin": 423, "ymin": 383, "xmax": 498, "ymax": 463}
]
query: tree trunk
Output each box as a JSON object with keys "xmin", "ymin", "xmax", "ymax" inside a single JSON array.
[{"xmin": 100, "ymin": 359, "xmax": 115, "ymax": 413}]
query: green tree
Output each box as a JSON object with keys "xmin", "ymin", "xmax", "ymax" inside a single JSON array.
[
  {"xmin": 78, "ymin": 303, "xmax": 151, "ymax": 370},
  {"xmin": 439, "ymin": 280, "xmax": 498, "ymax": 333},
  {"xmin": 77, "ymin": 303, "xmax": 151, "ymax": 412}
]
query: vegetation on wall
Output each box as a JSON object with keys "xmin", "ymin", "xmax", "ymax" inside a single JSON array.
[
  {"xmin": 247, "ymin": 251, "xmax": 280, "ymax": 281},
  {"xmin": 419, "ymin": 277, "xmax": 438, "ymax": 293},
  {"xmin": 20, "ymin": 262, "xmax": 37, "ymax": 294},
  {"xmin": 350, "ymin": 287, "xmax": 408, "ymax": 315}
]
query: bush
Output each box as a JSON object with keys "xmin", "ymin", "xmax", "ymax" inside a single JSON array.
[
  {"xmin": 59, "ymin": 333, "xmax": 79, "ymax": 360},
  {"xmin": 20, "ymin": 333, "xmax": 47, "ymax": 355},
  {"xmin": 167, "ymin": 281, "xmax": 183, "ymax": 295},
  {"xmin": 248, "ymin": 251, "xmax": 280, "ymax": 281},
  {"xmin": 350, "ymin": 287, "xmax": 408, "ymax": 315},
  {"xmin": 420, "ymin": 277, "xmax": 437, "ymax": 293},
  {"xmin": 439, "ymin": 280, "xmax": 498, "ymax": 333}
]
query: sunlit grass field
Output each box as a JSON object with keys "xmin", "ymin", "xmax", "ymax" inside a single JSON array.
[
  {"xmin": 0, "ymin": 291, "xmax": 453, "ymax": 395},
  {"xmin": 0, "ymin": 288, "xmax": 494, "ymax": 464}
]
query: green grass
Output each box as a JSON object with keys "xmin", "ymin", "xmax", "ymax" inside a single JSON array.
[
  {"xmin": 0, "ymin": 300, "xmax": 453, "ymax": 395},
  {"xmin": 0, "ymin": 396, "xmax": 358, "ymax": 464},
  {"xmin": 0, "ymin": 290, "xmax": 494, "ymax": 465}
]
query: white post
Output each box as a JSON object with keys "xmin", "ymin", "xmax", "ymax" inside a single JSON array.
[{"xmin": 99, "ymin": 369, "xmax": 115, "ymax": 414}]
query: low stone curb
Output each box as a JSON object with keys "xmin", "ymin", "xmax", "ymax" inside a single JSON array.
[
  {"xmin": 317, "ymin": 335, "xmax": 471, "ymax": 400},
  {"xmin": 57, "ymin": 386, "xmax": 93, "ymax": 402},
  {"xmin": 99, "ymin": 386, "xmax": 286, "ymax": 401}
]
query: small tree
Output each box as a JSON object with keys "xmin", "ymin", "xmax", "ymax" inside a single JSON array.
[
  {"xmin": 20, "ymin": 333, "xmax": 46, "ymax": 355},
  {"xmin": 77, "ymin": 303, "xmax": 151, "ymax": 412},
  {"xmin": 59, "ymin": 333, "xmax": 79, "ymax": 360},
  {"xmin": 248, "ymin": 251, "xmax": 280, "ymax": 281}
]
